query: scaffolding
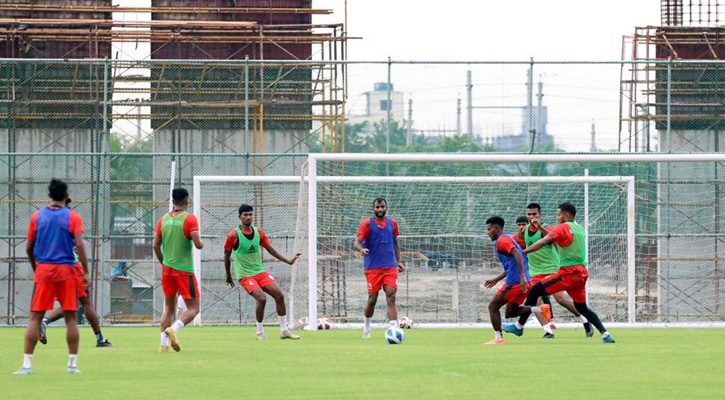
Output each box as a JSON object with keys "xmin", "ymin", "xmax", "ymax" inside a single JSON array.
[{"xmin": 0, "ymin": 2, "xmax": 348, "ymax": 154}]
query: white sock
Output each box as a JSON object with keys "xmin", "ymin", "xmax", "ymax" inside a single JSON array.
[
  {"xmin": 542, "ymin": 323, "xmax": 553, "ymax": 334},
  {"xmin": 160, "ymin": 332, "xmax": 169, "ymax": 347},
  {"xmin": 580, "ymin": 315, "xmax": 589, "ymax": 323},
  {"xmin": 279, "ymin": 315, "xmax": 288, "ymax": 332},
  {"xmin": 363, "ymin": 317, "xmax": 371, "ymax": 331},
  {"xmin": 256, "ymin": 321, "xmax": 264, "ymax": 334},
  {"xmin": 68, "ymin": 354, "xmax": 77, "ymax": 368},
  {"xmin": 494, "ymin": 331, "xmax": 503, "ymax": 340},
  {"xmin": 171, "ymin": 320, "xmax": 185, "ymax": 333},
  {"xmin": 388, "ymin": 320, "xmax": 397, "ymax": 326},
  {"xmin": 530, "ymin": 306, "xmax": 542, "ymax": 313},
  {"xmin": 602, "ymin": 331, "xmax": 610, "ymax": 338},
  {"xmin": 515, "ymin": 322, "xmax": 524, "ymax": 330},
  {"xmin": 22, "ymin": 354, "xmax": 33, "ymax": 369}
]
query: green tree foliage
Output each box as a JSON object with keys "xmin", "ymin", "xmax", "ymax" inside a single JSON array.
[{"xmin": 109, "ymin": 134, "xmax": 153, "ymax": 235}]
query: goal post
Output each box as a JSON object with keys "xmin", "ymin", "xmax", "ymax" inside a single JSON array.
[
  {"xmin": 189, "ymin": 152, "xmax": 725, "ymax": 328},
  {"xmin": 192, "ymin": 175, "xmax": 305, "ymax": 326},
  {"xmin": 305, "ymin": 153, "xmax": 640, "ymax": 330},
  {"xmin": 307, "ymin": 152, "xmax": 725, "ymax": 328},
  {"xmin": 192, "ymin": 172, "xmax": 634, "ymax": 327}
]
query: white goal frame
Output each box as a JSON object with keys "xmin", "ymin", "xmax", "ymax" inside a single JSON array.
[
  {"xmin": 191, "ymin": 152, "xmax": 725, "ymax": 328},
  {"xmin": 192, "ymin": 172, "xmax": 634, "ymax": 328},
  {"xmin": 304, "ymin": 153, "xmax": 645, "ymax": 330}
]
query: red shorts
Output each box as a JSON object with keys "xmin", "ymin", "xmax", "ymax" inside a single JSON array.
[
  {"xmin": 530, "ymin": 273, "xmax": 553, "ymax": 286},
  {"xmin": 539, "ymin": 265, "xmax": 589, "ymax": 303},
  {"xmin": 75, "ymin": 262, "xmax": 88, "ymax": 298},
  {"xmin": 32, "ymin": 279, "xmax": 78, "ymax": 311},
  {"xmin": 240, "ymin": 271, "xmax": 276, "ymax": 294},
  {"xmin": 496, "ymin": 283, "xmax": 528, "ymax": 305},
  {"xmin": 365, "ymin": 267, "xmax": 398, "ymax": 294},
  {"xmin": 162, "ymin": 265, "xmax": 200, "ymax": 300}
]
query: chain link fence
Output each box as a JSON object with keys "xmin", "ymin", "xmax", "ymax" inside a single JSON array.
[{"xmin": 0, "ymin": 59, "xmax": 723, "ymax": 326}]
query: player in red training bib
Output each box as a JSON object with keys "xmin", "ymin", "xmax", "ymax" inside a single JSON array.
[
  {"xmin": 503, "ymin": 202, "xmax": 615, "ymax": 344},
  {"xmin": 354, "ymin": 198, "xmax": 406, "ymax": 339},
  {"xmin": 153, "ymin": 188, "xmax": 204, "ymax": 353},
  {"xmin": 15, "ymin": 179, "xmax": 88, "ymax": 375}
]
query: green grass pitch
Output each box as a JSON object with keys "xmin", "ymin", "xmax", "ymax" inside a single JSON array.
[{"xmin": 1, "ymin": 327, "xmax": 724, "ymax": 399}]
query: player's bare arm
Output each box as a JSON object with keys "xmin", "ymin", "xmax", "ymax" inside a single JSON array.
[
  {"xmin": 152, "ymin": 234, "xmax": 163, "ymax": 264},
  {"xmin": 354, "ymin": 236, "xmax": 369, "ymax": 255},
  {"xmin": 223, "ymin": 249, "xmax": 234, "ymax": 287},
  {"xmin": 26, "ymin": 240, "xmax": 36, "ymax": 272},
  {"xmin": 484, "ymin": 271, "xmax": 506, "ymax": 288},
  {"xmin": 513, "ymin": 250, "xmax": 528, "ymax": 293},
  {"xmin": 523, "ymin": 234, "xmax": 554, "ymax": 255},
  {"xmin": 190, "ymin": 231, "xmax": 204, "ymax": 249},
  {"xmin": 264, "ymin": 244, "xmax": 301, "ymax": 265},
  {"xmin": 395, "ymin": 241, "xmax": 405, "ymax": 272}
]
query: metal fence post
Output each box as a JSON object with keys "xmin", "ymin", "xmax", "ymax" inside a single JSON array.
[
  {"xmin": 386, "ymin": 56, "xmax": 392, "ymax": 153},
  {"xmin": 245, "ymin": 56, "xmax": 250, "ymax": 151}
]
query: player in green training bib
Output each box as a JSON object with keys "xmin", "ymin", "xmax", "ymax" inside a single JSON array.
[
  {"xmin": 153, "ymin": 188, "xmax": 204, "ymax": 353},
  {"xmin": 503, "ymin": 202, "xmax": 615, "ymax": 344},
  {"xmin": 525, "ymin": 203, "xmax": 593, "ymax": 338},
  {"xmin": 224, "ymin": 204, "xmax": 302, "ymax": 340}
]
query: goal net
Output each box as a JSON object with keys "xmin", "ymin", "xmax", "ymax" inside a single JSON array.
[
  {"xmin": 189, "ymin": 153, "xmax": 725, "ymax": 328},
  {"xmin": 303, "ymin": 154, "xmax": 635, "ymax": 329},
  {"xmin": 192, "ymin": 175, "xmax": 309, "ymax": 326}
]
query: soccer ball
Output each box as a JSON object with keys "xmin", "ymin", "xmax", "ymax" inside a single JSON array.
[
  {"xmin": 317, "ymin": 317, "xmax": 331, "ymax": 330},
  {"xmin": 297, "ymin": 317, "xmax": 309, "ymax": 329},
  {"xmin": 398, "ymin": 316, "xmax": 413, "ymax": 329},
  {"xmin": 385, "ymin": 326, "xmax": 405, "ymax": 344}
]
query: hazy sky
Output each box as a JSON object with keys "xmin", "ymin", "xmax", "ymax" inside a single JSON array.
[
  {"xmin": 314, "ymin": 0, "xmax": 662, "ymax": 151},
  {"xmin": 112, "ymin": 0, "xmax": 663, "ymax": 151}
]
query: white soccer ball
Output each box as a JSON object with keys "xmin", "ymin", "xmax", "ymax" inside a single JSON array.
[
  {"xmin": 385, "ymin": 326, "xmax": 405, "ymax": 344},
  {"xmin": 297, "ymin": 316, "xmax": 309, "ymax": 329},
  {"xmin": 317, "ymin": 317, "xmax": 331, "ymax": 330},
  {"xmin": 398, "ymin": 316, "xmax": 413, "ymax": 329}
]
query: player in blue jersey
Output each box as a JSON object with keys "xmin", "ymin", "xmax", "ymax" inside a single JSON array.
[
  {"xmin": 15, "ymin": 179, "xmax": 88, "ymax": 375},
  {"xmin": 483, "ymin": 216, "xmax": 550, "ymax": 345},
  {"xmin": 354, "ymin": 198, "xmax": 406, "ymax": 339},
  {"xmin": 39, "ymin": 198, "xmax": 112, "ymax": 348}
]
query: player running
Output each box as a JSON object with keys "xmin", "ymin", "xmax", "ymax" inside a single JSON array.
[
  {"xmin": 15, "ymin": 179, "xmax": 87, "ymax": 375},
  {"xmin": 354, "ymin": 198, "xmax": 406, "ymax": 339},
  {"xmin": 503, "ymin": 202, "xmax": 615, "ymax": 343},
  {"xmin": 525, "ymin": 203, "xmax": 593, "ymax": 338},
  {"xmin": 483, "ymin": 216, "xmax": 550, "ymax": 345},
  {"xmin": 153, "ymin": 188, "xmax": 204, "ymax": 352},
  {"xmin": 224, "ymin": 204, "xmax": 301, "ymax": 340},
  {"xmin": 39, "ymin": 198, "xmax": 112, "ymax": 348}
]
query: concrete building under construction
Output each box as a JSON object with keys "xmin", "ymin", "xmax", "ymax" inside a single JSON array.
[
  {"xmin": 620, "ymin": 0, "xmax": 725, "ymax": 321},
  {"xmin": 0, "ymin": 0, "xmax": 347, "ymax": 323}
]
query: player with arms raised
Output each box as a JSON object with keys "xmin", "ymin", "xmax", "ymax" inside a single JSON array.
[{"xmin": 354, "ymin": 198, "xmax": 406, "ymax": 339}]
